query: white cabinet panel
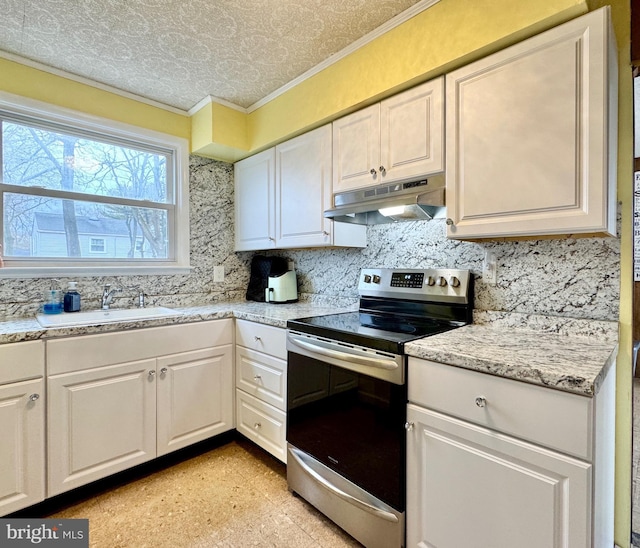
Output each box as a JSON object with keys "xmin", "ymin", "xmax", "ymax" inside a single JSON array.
[
  {"xmin": 234, "ymin": 148, "xmax": 276, "ymax": 251},
  {"xmin": 446, "ymin": 7, "xmax": 616, "ymax": 239},
  {"xmin": 48, "ymin": 359, "xmax": 157, "ymax": 496},
  {"xmin": 332, "ymin": 104, "xmax": 381, "ymax": 192},
  {"xmin": 406, "ymin": 404, "xmax": 591, "ymax": 548},
  {"xmin": 0, "ymin": 377, "xmax": 45, "ymax": 516},
  {"xmin": 157, "ymin": 346, "xmax": 234, "ymax": 456},
  {"xmin": 236, "ymin": 346, "xmax": 286, "ymax": 411}
]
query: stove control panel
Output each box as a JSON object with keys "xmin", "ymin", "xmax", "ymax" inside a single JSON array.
[{"xmin": 359, "ymin": 268, "xmax": 471, "ymax": 304}]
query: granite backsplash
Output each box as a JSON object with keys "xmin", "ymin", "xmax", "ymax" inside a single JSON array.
[{"xmin": 0, "ymin": 157, "xmax": 621, "ymax": 324}]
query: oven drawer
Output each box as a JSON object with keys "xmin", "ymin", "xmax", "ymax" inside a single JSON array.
[
  {"xmin": 236, "ymin": 320, "xmax": 287, "ymax": 359},
  {"xmin": 236, "ymin": 347, "xmax": 286, "ymax": 411},
  {"xmin": 408, "ymin": 358, "xmax": 592, "ymax": 460},
  {"xmin": 236, "ymin": 389, "xmax": 286, "ymax": 463}
]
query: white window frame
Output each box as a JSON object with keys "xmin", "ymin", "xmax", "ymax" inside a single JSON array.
[
  {"xmin": 89, "ymin": 238, "xmax": 107, "ymax": 254},
  {"xmin": 0, "ymin": 92, "xmax": 190, "ymax": 278}
]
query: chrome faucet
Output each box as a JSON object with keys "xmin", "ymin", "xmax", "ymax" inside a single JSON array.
[{"xmin": 101, "ymin": 284, "xmax": 122, "ymax": 310}]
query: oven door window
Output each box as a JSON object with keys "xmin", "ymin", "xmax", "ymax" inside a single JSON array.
[{"xmin": 287, "ymin": 351, "xmax": 406, "ymax": 511}]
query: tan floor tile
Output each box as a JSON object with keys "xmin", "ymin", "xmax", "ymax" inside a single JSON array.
[{"xmin": 46, "ymin": 439, "xmax": 360, "ymax": 548}]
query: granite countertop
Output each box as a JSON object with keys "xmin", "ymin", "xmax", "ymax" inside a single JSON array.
[
  {"xmin": 0, "ymin": 301, "xmax": 356, "ymax": 345},
  {"xmin": 405, "ymin": 323, "xmax": 618, "ymax": 397},
  {"xmin": 1, "ymin": 302, "xmax": 617, "ymax": 398}
]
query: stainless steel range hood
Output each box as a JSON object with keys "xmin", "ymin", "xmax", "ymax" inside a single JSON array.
[{"xmin": 324, "ymin": 177, "xmax": 446, "ymax": 225}]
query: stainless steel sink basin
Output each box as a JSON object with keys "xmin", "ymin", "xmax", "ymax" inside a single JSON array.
[{"xmin": 36, "ymin": 307, "xmax": 183, "ymax": 328}]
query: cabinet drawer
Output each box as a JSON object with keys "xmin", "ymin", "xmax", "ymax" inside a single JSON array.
[
  {"xmin": 0, "ymin": 341, "xmax": 44, "ymax": 384},
  {"xmin": 408, "ymin": 358, "xmax": 592, "ymax": 460},
  {"xmin": 236, "ymin": 347, "xmax": 286, "ymax": 411},
  {"xmin": 235, "ymin": 320, "xmax": 286, "ymax": 359},
  {"xmin": 47, "ymin": 320, "xmax": 233, "ymax": 375},
  {"xmin": 236, "ymin": 389, "xmax": 286, "ymax": 463}
]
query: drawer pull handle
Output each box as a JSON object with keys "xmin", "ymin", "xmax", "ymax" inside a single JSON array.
[
  {"xmin": 254, "ymin": 422, "xmax": 262, "ymax": 429},
  {"xmin": 254, "ymin": 336, "xmax": 262, "ymax": 342},
  {"xmin": 475, "ymin": 396, "xmax": 486, "ymax": 408},
  {"xmin": 29, "ymin": 393, "xmax": 40, "ymax": 402},
  {"xmin": 254, "ymin": 375, "xmax": 262, "ymax": 381},
  {"xmin": 404, "ymin": 421, "xmax": 414, "ymax": 432},
  {"xmin": 160, "ymin": 367, "xmax": 168, "ymax": 376},
  {"xmin": 148, "ymin": 370, "xmax": 156, "ymax": 379}
]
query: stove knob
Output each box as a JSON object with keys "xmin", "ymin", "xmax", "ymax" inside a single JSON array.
[
  {"xmin": 449, "ymin": 276, "xmax": 461, "ymax": 288},
  {"xmin": 372, "ymin": 275, "xmax": 381, "ymax": 284},
  {"xmin": 426, "ymin": 276, "xmax": 436, "ymax": 286},
  {"xmin": 436, "ymin": 276, "xmax": 447, "ymax": 287},
  {"xmin": 364, "ymin": 274, "xmax": 372, "ymax": 283}
]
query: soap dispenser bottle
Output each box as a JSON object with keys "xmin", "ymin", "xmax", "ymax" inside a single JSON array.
[{"xmin": 63, "ymin": 281, "xmax": 81, "ymax": 313}]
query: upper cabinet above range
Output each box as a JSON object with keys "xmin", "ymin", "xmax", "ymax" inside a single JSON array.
[
  {"xmin": 332, "ymin": 77, "xmax": 445, "ymax": 193},
  {"xmin": 445, "ymin": 7, "xmax": 617, "ymax": 240}
]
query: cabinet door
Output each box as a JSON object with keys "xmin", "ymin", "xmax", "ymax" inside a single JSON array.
[
  {"xmin": 406, "ymin": 404, "xmax": 591, "ymax": 548},
  {"xmin": 0, "ymin": 378, "xmax": 44, "ymax": 516},
  {"xmin": 157, "ymin": 346, "xmax": 233, "ymax": 457},
  {"xmin": 48, "ymin": 359, "xmax": 157, "ymax": 496},
  {"xmin": 445, "ymin": 8, "xmax": 616, "ymax": 239},
  {"xmin": 332, "ymin": 104, "xmax": 381, "ymax": 192},
  {"xmin": 380, "ymin": 77, "xmax": 444, "ymax": 183},
  {"xmin": 236, "ymin": 389, "xmax": 286, "ymax": 463},
  {"xmin": 234, "ymin": 148, "xmax": 276, "ymax": 251},
  {"xmin": 275, "ymin": 125, "xmax": 333, "ymax": 248}
]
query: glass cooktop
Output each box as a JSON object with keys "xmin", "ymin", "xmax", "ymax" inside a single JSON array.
[{"xmin": 287, "ymin": 311, "xmax": 458, "ymax": 355}]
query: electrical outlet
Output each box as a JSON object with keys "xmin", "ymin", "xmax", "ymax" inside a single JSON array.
[
  {"xmin": 483, "ymin": 251, "xmax": 497, "ymax": 285},
  {"xmin": 214, "ymin": 265, "xmax": 224, "ymax": 282}
]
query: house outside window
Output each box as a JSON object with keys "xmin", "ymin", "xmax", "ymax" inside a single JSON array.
[
  {"xmin": 0, "ymin": 93, "xmax": 190, "ymax": 277},
  {"xmin": 89, "ymin": 238, "xmax": 106, "ymax": 254}
]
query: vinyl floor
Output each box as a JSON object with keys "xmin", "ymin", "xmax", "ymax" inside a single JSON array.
[{"xmin": 43, "ymin": 437, "xmax": 362, "ymax": 548}]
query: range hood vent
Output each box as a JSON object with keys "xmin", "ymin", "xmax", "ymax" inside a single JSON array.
[{"xmin": 324, "ymin": 177, "xmax": 446, "ymax": 225}]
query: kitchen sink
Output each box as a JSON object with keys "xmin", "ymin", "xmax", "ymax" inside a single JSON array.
[{"xmin": 36, "ymin": 307, "xmax": 183, "ymax": 328}]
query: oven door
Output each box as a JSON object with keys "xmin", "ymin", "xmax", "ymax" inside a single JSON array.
[{"xmin": 286, "ymin": 331, "xmax": 407, "ymax": 511}]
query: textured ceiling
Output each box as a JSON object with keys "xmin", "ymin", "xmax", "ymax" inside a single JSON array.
[{"xmin": 0, "ymin": 0, "xmax": 425, "ymax": 111}]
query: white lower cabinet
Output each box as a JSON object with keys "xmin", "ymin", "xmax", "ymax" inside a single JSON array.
[
  {"xmin": 235, "ymin": 319, "xmax": 287, "ymax": 463},
  {"xmin": 0, "ymin": 341, "xmax": 45, "ymax": 516},
  {"xmin": 47, "ymin": 321, "xmax": 233, "ymax": 496},
  {"xmin": 406, "ymin": 358, "xmax": 615, "ymax": 548}
]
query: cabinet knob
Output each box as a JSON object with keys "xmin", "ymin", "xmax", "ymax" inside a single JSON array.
[
  {"xmin": 148, "ymin": 370, "xmax": 156, "ymax": 379},
  {"xmin": 160, "ymin": 367, "xmax": 168, "ymax": 376},
  {"xmin": 369, "ymin": 168, "xmax": 377, "ymax": 176},
  {"xmin": 254, "ymin": 422, "xmax": 262, "ymax": 429},
  {"xmin": 446, "ymin": 218, "xmax": 454, "ymax": 226},
  {"xmin": 404, "ymin": 421, "xmax": 414, "ymax": 431},
  {"xmin": 268, "ymin": 237, "xmax": 275, "ymax": 242},
  {"xmin": 254, "ymin": 336, "xmax": 262, "ymax": 342},
  {"xmin": 29, "ymin": 393, "xmax": 40, "ymax": 402},
  {"xmin": 323, "ymin": 231, "xmax": 330, "ymax": 236},
  {"xmin": 379, "ymin": 165, "xmax": 386, "ymax": 175},
  {"xmin": 254, "ymin": 375, "xmax": 262, "ymax": 381},
  {"xmin": 475, "ymin": 396, "xmax": 487, "ymax": 408}
]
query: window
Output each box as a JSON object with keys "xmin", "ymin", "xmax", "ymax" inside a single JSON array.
[
  {"xmin": 0, "ymin": 93, "xmax": 190, "ymax": 277},
  {"xmin": 89, "ymin": 238, "xmax": 106, "ymax": 253}
]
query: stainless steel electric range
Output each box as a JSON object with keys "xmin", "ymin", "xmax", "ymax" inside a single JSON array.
[{"xmin": 286, "ymin": 268, "xmax": 473, "ymax": 548}]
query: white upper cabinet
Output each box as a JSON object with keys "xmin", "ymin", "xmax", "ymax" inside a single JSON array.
[
  {"xmin": 235, "ymin": 125, "xmax": 365, "ymax": 251},
  {"xmin": 333, "ymin": 77, "xmax": 445, "ymax": 193},
  {"xmin": 234, "ymin": 148, "xmax": 276, "ymax": 251},
  {"xmin": 445, "ymin": 7, "xmax": 617, "ymax": 239}
]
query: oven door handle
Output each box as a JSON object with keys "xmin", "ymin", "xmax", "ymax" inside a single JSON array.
[
  {"xmin": 287, "ymin": 333, "xmax": 399, "ymax": 371},
  {"xmin": 288, "ymin": 446, "xmax": 399, "ymax": 523}
]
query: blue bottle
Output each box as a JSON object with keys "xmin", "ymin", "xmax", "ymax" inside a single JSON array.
[{"xmin": 63, "ymin": 281, "xmax": 81, "ymax": 313}]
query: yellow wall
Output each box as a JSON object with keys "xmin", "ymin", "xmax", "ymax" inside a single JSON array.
[
  {"xmin": 0, "ymin": 57, "xmax": 190, "ymax": 140},
  {"xmin": 0, "ymin": 0, "xmax": 633, "ymax": 544}
]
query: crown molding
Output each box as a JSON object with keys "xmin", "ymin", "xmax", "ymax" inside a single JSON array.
[
  {"xmin": 246, "ymin": 0, "xmax": 441, "ymax": 113},
  {"xmin": 188, "ymin": 95, "xmax": 248, "ymax": 116},
  {"xmin": 0, "ymin": 50, "xmax": 189, "ymax": 116}
]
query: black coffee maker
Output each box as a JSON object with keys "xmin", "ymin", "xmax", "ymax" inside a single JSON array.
[{"xmin": 246, "ymin": 255, "xmax": 289, "ymax": 302}]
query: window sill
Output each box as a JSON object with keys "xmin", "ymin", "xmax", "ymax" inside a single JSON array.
[{"xmin": 0, "ymin": 265, "xmax": 192, "ymax": 279}]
